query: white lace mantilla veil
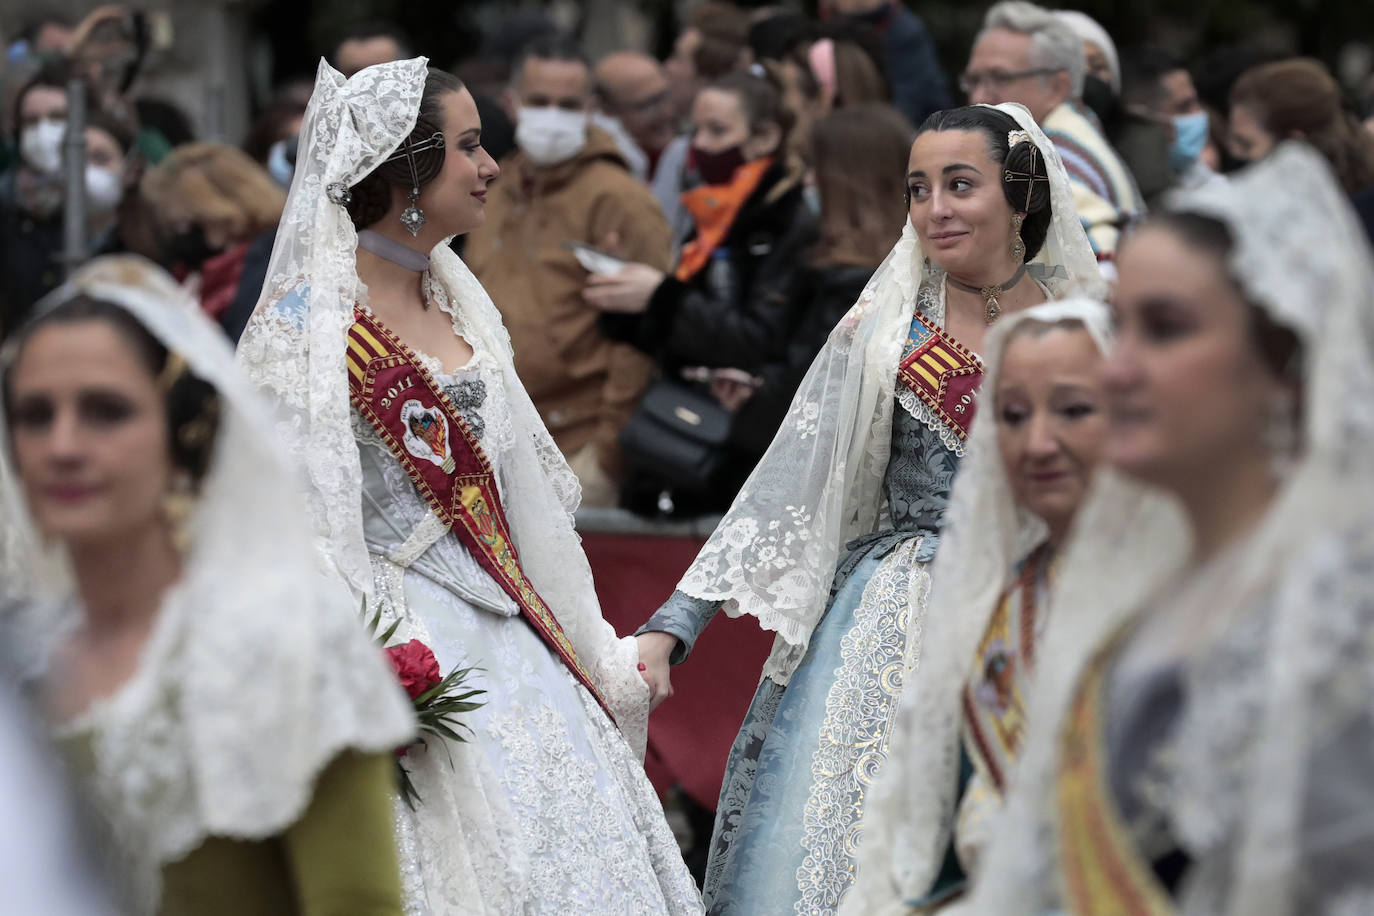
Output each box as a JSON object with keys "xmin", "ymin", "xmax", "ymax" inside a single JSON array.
[
  {"xmin": 969, "ymin": 142, "xmax": 1374, "ymax": 916},
  {"xmin": 0, "ymin": 256, "xmax": 417, "ymax": 910},
  {"xmin": 673, "ymin": 102, "xmax": 1104, "ymax": 684},
  {"xmin": 236, "ymin": 58, "xmax": 651, "ymax": 753},
  {"xmin": 837, "ymin": 298, "xmax": 1112, "ymax": 915}
]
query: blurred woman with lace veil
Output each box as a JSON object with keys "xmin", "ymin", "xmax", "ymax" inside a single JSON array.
[
  {"xmin": 967, "ymin": 143, "xmax": 1374, "ymax": 915},
  {"xmin": 632, "ymin": 102, "xmax": 1104, "ymax": 914},
  {"xmin": 839, "ymin": 298, "xmax": 1114, "ymax": 915},
  {"xmin": 0, "ymin": 255, "xmax": 417, "ymax": 914},
  {"xmin": 236, "ymin": 58, "xmax": 700, "ymax": 914}
]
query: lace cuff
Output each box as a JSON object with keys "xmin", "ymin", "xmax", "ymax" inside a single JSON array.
[{"xmin": 636, "ymin": 591, "xmax": 721, "ymax": 665}]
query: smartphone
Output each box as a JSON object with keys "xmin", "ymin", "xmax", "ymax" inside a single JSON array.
[{"xmin": 563, "ymin": 241, "xmax": 628, "ymax": 276}]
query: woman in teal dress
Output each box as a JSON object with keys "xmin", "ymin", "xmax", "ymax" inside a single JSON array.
[
  {"xmin": 0, "ymin": 256, "xmax": 416, "ymax": 914},
  {"xmin": 634, "ymin": 104, "xmax": 1102, "ymax": 914}
]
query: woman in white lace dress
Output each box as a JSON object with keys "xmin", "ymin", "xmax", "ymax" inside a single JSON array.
[
  {"xmin": 0, "ymin": 256, "xmax": 416, "ymax": 914},
  {"xmin": 970, "ymin": 144, "xmax": 1374, "ymax": 915},
  {"xmin": 237, "ymin": 58, "xmax": 700, "ymax": 915},
  {"xmin": 632, "ymin": 104, "xmax": 1103, "ymax": 915}
]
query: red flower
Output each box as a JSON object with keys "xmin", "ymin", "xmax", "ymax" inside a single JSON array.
[{"xmin": 386, "ymin": 639, "xmax": 443, "ymax": 701}]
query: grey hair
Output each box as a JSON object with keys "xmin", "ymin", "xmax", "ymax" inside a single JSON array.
[{"xmin": 980, "ymin": 1, "xmax": 1086, "ymax": 98}]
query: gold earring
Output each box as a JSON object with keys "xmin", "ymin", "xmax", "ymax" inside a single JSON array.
[
  {"xmin": 1010, "ymin": 212, "xmax": 1026, "ymax": 263},
  {"xmin": 162, "ymin": 471, "xmax": 196, "ymax": 554}
]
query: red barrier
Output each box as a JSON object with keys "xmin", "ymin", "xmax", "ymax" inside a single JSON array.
[{"xmin": 581, "ymin": 531, "xmax": 774, "ymax": 809}]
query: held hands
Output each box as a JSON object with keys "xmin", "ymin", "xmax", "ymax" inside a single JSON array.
[{"xmin": 635, "ymin": 631, "xmax": 678, "ymax": 711}]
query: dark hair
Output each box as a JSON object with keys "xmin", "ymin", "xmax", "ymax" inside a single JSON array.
[
  {"xmin": 689, "ymin": 2, "xmax": 750, "ymax": 80},
  {"xmin": 345, "ymin": 68, "xmax": 465, "ymax": 232},
  {"xmin": 242, "ymin": 100, "xmax": 307, "ymax": 164},
  {"xmin": 707, "ymin": 69, "xmax": 794, "ymax": 143},
  {"xmin": 1120, "ymin": 47, "xmax": 1187, "ymax": 109},
  {"xmin": 11, "ymin": 58, "xmax": 70, "ymax": 143},
  {"xmin": 747, "ymin": 12, "xmax": 812, "ymax": 64},
  {"xmin": 1140, "ymin": 210, "xmax": 1303, "ymax": 383},
  {"xmin": 331, "ymin": 20, "xmax": 414, "ymax": 62},
  {"xmin": 5, "ymin": 296, "xmax": 222, "ymax": 485},
  {"xmin": 914, "ymin": 106, "xmax": 1054, "ymax": 262},
  {"xmin": 511, "ymin": 33, "xmax": 589, "ymax": 86},
  {"xmin": 134, "ymin": 97, "xmax": 196, "ymax": 148},
  {"xmin": 86, "ymin": 106, "xmax": 137, "ymax": 158}
]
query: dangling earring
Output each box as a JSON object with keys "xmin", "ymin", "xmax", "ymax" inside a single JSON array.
[
  {"xmin": 1010, "ymin": 212, "xmax": 1026, "ymax": 263},
  {"xmin": 1264, "ymin": 388, "xmax": 1299, "ymax": 480},
  {"xmin": 162, "ymin": 471, "xmax": 197, "ymax": 555},
  {"xmin": 383, "ymin": 130, "xmax": 447, "ymax": 237}
]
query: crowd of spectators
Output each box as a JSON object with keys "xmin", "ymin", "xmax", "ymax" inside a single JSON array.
[{"xmin": 3, "ymin": 1, "xmax": 1373, "ymax": 519}]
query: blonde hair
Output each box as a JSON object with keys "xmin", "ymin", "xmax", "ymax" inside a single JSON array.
[{"xmin": 141, "ymin": 143, "xmax": 286, "ymax": 242}]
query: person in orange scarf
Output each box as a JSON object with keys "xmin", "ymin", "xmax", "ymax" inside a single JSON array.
[{"xmin": 587, "ymin": 69, "xmax": 817, "ymax": 515}]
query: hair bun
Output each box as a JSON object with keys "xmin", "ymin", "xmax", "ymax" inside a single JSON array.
[{"xmin": 1002, "ymin": 138, "xmax": 1052, "ymax": 215}]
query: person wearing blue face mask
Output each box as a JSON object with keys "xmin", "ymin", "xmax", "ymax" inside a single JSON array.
[{"xmin": 1117, "ymin": 47, "xmax": 1225, "ymax": 207}]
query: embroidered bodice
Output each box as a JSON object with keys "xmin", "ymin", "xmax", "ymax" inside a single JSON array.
[{"xmin": 351, "ymin": 322, "xmax": 519, "ymax": 617}]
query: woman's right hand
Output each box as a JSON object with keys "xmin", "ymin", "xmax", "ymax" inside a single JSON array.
[{"xmin": 635, "ymin": 631, "xmax": 679, "ymax": 711}]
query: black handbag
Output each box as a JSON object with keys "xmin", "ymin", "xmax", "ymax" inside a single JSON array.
[{"xmin": 619, "ymin": 379, "xmax": 733, "ymax": 493}]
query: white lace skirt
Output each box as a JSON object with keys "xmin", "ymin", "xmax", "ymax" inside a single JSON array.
[{"xmin": 371, "ymin": 555, "xmax": 702, "ymax": 916}]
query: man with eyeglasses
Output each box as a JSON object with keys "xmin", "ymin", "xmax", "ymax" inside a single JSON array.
[
  {"xmin": 593, "ymin": 50, "xmax": 693, "ymax": 237},
  {"xmin": 963, "ymin": 1, "xmax": 1144, "ymax": 259}
]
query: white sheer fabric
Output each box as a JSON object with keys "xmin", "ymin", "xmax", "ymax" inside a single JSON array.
[
  {"xmin": 237, "ymin": 58, "xmax": 699, "ymax": 913},
  {"xmin": 840, "ymin": 299, "xmax": 1111, "ymax": 915},
  {"xmin": 673, "ymin": 103, "xmax": 1106, "ymax": 685},
  {"xmin": 0, "ymin": 256, "xmax": 417, "ymax": 911},
  {"xmin": 971, "ymin": 143, "xmax": 1374, "ymax": 915},
  {"xmin": 236, "ymin": 57, "xmax": 651, "ymax": 753}
]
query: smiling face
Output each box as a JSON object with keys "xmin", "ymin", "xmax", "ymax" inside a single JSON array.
[
  {"xmin": 1105, "ymin": 224, "xmax": 1286, "ymax": 494},
  {"xmin": 416, "ymin": 88, "xmax": 501, "ymax": 237},
  {"xmin": 7, "ymin": 319, "xmax": 172, "ymax": 550},
  {"xmin": 907, "ymin": 129, "xmax": 1017, "ymax": 279},
  {"xmin": 995, "ymin": 325, "xmax": 1108, "ymax": 541}
]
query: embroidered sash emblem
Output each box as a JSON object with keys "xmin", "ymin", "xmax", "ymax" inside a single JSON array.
[
  {"xmin": 346, "ymin": 308, "xmax": 614, "ymax": 723},
  {"xmin": 898, "ymin": 311, "xmax": 984, "ymax": 442}
]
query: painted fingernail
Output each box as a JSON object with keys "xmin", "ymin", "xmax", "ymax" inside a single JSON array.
[{"xmin": 637, "ymin": 662, "xmax": 647, "ymax": 671}]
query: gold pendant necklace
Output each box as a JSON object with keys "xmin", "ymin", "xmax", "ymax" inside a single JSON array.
[{"xmin": 947, "ymin": 265, "xmax": 1027, "ymax": 324}]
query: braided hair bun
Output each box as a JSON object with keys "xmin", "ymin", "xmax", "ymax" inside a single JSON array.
[
  {"xmin": 915, "ymin": 106, "xmax": 1056, "ymax": 262},
  {"xmin": 345, "ymin": 68, "xmax": 465, "ymax": 232}
]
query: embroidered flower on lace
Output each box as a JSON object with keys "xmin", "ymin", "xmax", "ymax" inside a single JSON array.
[
  {"xmin": 488, "ymin": 692, "xmax": 698, "ymax": 914},
  {"xmin": 796, "ymin": 540, "xmax": 931, "ymax": 914}
]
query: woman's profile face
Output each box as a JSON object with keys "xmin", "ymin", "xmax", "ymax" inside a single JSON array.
[
  {"xmin": 906, "ymin": 129, "xmax": 1017, "ymax": 280},
  {"xmin": 418, "ymin": 87, "xmax": 501, "ymax": 237},
  {"xmin": 1105, "ymin": 225, "xmax": 1285, "ymax": 492},
  {"xmin": 995, "ymin": 325, "xmax": 1108, "ymax": 539},
  {"xmin": 1227, "ymin": 102, "xmax": 1275, "ymax": 164},
  {"xmin": 7, "ymin": 319, "xmax": 173, "ymax": 549}
]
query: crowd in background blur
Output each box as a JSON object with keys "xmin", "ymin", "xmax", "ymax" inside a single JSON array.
[{"xmin": 3, "ymin": 0, "xmax": 1374, "ymax": 518}]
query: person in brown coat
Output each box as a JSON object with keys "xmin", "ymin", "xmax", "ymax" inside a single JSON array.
[{"xmin": 464, "ymin": 35, "xmax": 673, "ymax": 506}]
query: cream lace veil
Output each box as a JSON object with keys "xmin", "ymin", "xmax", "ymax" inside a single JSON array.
[
  {"xmin": 236, "ymin": 58, "xmax": 651, "ymax": 753},
  {"xmin": 840, "ymin": 298, "xmax": 1111, "ymax": 914},
  {"xmin": 673, "ymin": 102, "xmax": 1104, "ymax": 684},
  {"xmin": 971, "ymin": 142, "xmax": 1374, "ymax": 915},
  {"xmin": 0, "ymin": 255, "xmax": 416, "ymax": 908}
]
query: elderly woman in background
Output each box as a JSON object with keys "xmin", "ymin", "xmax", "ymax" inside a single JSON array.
[{"xmin": 140, "ymin": 143, "xmax": 285, "ymax": 342}]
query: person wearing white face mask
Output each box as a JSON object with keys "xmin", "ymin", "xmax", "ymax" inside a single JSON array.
[
  {"xmin": 1, "ymin": 62, "xmax": 72, "ymax": 336},
  {"xmin": 464, "ymin": 34, "xmax": 674, "ymax": 508}
]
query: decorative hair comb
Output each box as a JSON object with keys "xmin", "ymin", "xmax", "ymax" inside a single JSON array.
[{"xmin": 1007, "ymin": 129, "xmax": 1033, "ymax": 148}]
